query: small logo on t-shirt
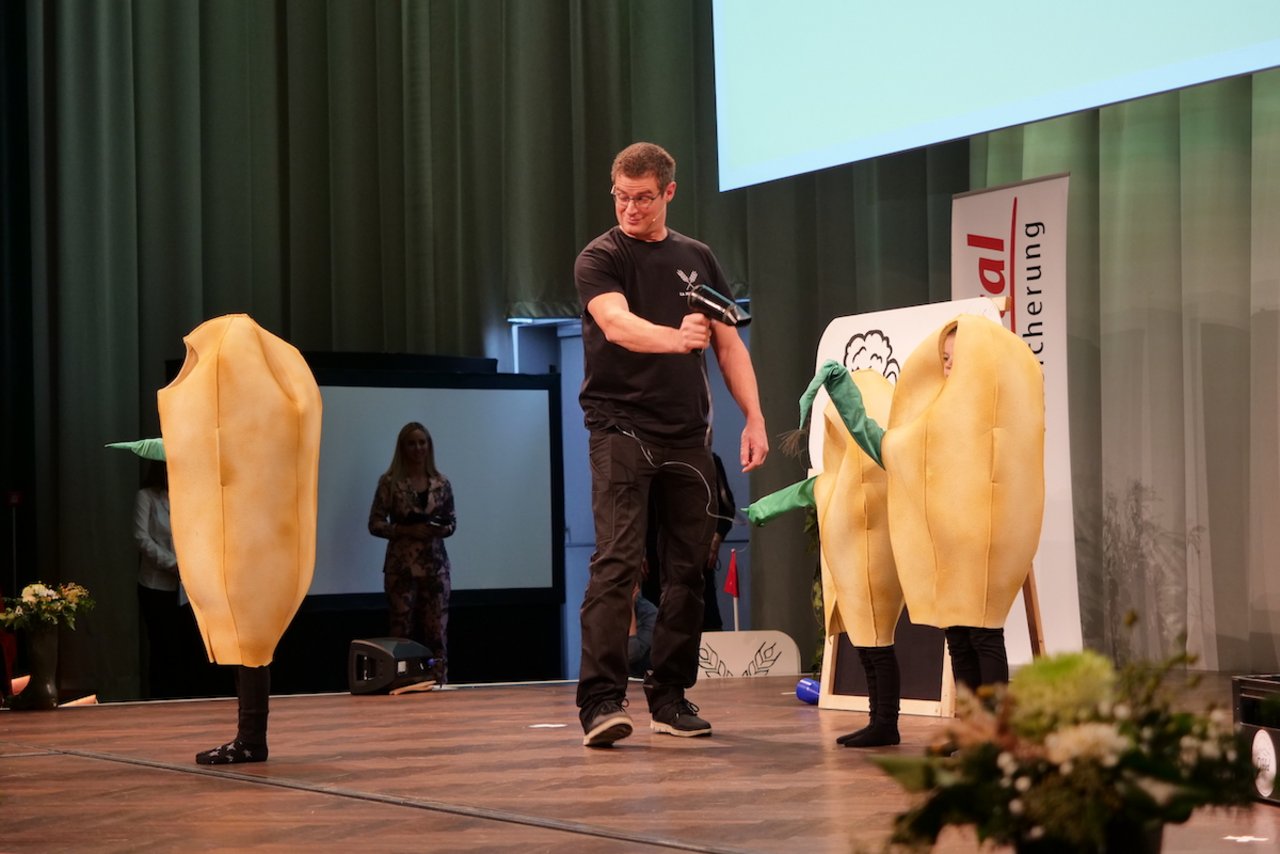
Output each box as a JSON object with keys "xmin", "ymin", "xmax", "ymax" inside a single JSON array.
[{"xmin": 677, "ymin": 269, "xmax": 699, "ymax": 287}]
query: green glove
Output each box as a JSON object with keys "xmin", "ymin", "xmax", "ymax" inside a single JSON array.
[
  {"xmin": 105, "ymin": 438, "xmax": 166, "ymax": 461},
  {"xmin": 746, "ymin": 476, "xmax": 817, "ymax": 526}
]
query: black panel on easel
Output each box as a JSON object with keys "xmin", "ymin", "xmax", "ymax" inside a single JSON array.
[{"xmin": 831, "ymin": 610, "xmax": 946, "ymax": 700}]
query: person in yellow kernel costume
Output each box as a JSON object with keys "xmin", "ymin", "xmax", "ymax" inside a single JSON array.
[
  {"xmin": 755, "ymin": 314, "xmax": 1044, "ymax": 696},
  {"xmin": 161, "ymin": 314, "xmax": 322, "ymax": 765},
  {"xmin": 888, "ymin": 315, "xmax": 1044, "ymax": 689},
  {"xmin": 748, "ymin": 369, "xmax": 905, "ymax": 747}
]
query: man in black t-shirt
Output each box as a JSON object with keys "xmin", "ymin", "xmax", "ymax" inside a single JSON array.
[{"xmin": 574, "ymin": 142, "xmax": 768, "ymax": 747}]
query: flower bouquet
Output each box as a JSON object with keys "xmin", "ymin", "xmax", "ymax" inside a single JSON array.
[
  {"xmin": 1, "ymin": 582, "xmax": 95, "ymax": 630},
  {"xmin": 872, "ymin": 649, "xmax": 1255, "ymax": 853},
  {"xmin": 2, "ymin": 582, "xmax": 95, "ymax": 710}
]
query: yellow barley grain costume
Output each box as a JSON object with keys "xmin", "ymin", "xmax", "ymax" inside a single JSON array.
[
  {"xmin": 157, "ymin": 314, "xmax": 322, "ymax": 667},
  {"xmin": 883, "ymin": 315, "xmax": 1044, "ymax": 630},
  {"xmin": 813, "ymin": 371, "xmax": 901, "ymax": 647},
  {"xmin": 748, "ymin": 370, "xmax": 902, "ymax": 647}
]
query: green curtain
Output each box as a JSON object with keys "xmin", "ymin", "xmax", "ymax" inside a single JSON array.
[
  {"xmin": 970, "ymin": 71, "xmax": 1280, "ymax": 669},
  {"xmin": 16, "ymin": 0, "xmax": 1280, "ymax": 698}
]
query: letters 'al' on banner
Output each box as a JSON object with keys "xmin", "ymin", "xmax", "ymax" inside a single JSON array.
[{"xmin": 951, "ymin": 174, "xmax": 1082, "ymax": 658}]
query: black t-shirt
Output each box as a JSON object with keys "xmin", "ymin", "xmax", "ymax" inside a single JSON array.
[{"xmin": 575, "ymin": 226, "xmax": 733, "ymax": 447}]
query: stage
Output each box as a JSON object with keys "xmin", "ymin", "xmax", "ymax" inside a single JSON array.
[{"xmin": 2, "ymin": 676, "xmax": 1276, "ymax": 852}]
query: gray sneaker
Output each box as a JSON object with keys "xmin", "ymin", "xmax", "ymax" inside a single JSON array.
[
  {"xmin": 582, "ymin": 700, "xmax": 633, "ymax": 747},
  {"xmin": 649, "ymin": 699, "xmax": 712, "ymax": 737}
]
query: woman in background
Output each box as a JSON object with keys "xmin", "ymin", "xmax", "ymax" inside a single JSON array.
[
  {"xmin": 368, "ymin": 422, "xmax": 456, "ymax": 683},
  {"xmin": 134, "ymin": 460, "xmax": 184, "ymax": 698}
]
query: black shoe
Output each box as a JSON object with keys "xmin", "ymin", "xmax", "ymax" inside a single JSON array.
[
  {"xmin": 649, "ymin": 699, "xmax": 712, "ymax": 738},
  {"xmin": 582, "ymin": 700, "xmax": 633, "ymax": 747}
]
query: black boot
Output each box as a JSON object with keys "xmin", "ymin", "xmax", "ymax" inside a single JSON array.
[
  {"xmin": 838, "ymin": 646, "xmax": 901, "ymax": 748},
  {"xmin": 196, "ymin": 665, "xmax": 270, "ymax": 765}
]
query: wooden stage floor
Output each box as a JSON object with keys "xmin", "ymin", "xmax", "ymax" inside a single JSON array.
[{"xmin": 2, "ymin": 675, "xmax": 1277, "ymax": 852}]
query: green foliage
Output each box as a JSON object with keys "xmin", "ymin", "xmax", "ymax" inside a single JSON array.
[{"xmin": 1009, "ymin": 649, "xmax": 1116, "ymax": 737}]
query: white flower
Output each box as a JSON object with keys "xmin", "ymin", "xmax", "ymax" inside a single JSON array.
[
  {"xmin": 21, "ymin": 583, "xmax": 53, "ymax": 603},
  {"xmin": 1045, "ymin": 722, "xmax": 1130, "ymax": 766},
  {"xmin": 1009, "ymin": 799, "xmax": 1024, "ymax": 815},
  {"xmin": 1112, "ymin": 703, "xmax": 1131, "ymax": 720},
  {"xmin": 1180, "ymin": 734, "xmax": 1202, "ymax": 765},
  {"xmin": 1133, "ymin": 775, "xmax": 1181, "ymax": 807},
  {"xmin": 1015, "ymin": 776, "xmax": 1032, "ymax": 793}
]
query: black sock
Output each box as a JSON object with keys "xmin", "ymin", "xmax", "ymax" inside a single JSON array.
[
  {"xmin": 837, "ymin": 719, "xmax": 901, "ymax": 748},
  {"xmin": 970, "ymin": 627, "xmax": 1008, "ymax": 686},
  {"xmin": 945, "ymin": 627, "xmax": 982, "ymax": 691},
  {"xmin": 194, "ymin": 665, "xmax": 270, "ymax": 766},
  {"xmin": 837, "ymin": 646, "xmax": 900, "ymax": 747},
  {"xmin": 195, "ymin": 739, "xmax": 269, "ymax": 765}
]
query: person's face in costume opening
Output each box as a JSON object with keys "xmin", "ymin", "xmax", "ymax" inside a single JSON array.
[
  {"xmin": 403, "ymin": 429, "xmax": 430, "ymax": 468},
  {"xmin": 612, "ymin": 173, "xmax": 675, "ymax": 242},
  {"xmin": 942, "ymin": 330, "xmax": 957, "ymax": 378}
]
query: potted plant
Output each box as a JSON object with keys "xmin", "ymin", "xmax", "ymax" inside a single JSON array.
[
  {"xmin": 872, "ymin": 647, "xmax": 1256, "ymax": 853},
  {"xmin": 1, "ymin": 582, "xmax": 95, "ymax": 710}
]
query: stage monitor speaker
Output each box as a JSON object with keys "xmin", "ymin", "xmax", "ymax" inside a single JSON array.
[
  {"xmin": 1232, "ymin": 674, "xmax": 1280, "ymax": 805},
  {"xmin": 348, "ymin": 637, "xmax": 434, "ymax": 695}
]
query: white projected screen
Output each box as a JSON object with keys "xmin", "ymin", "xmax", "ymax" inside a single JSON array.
[
  {"xmin": 313, "ymin": 384, "xmax": 556, "ymax": 596},
  {"xmin": 712, "ymin": 1, "xmax": 1280, "ymax": 190}
]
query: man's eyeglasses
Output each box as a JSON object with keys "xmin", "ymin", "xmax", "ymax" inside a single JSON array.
[{"xmin": 611, "ymin": 188, "xmax": 661, "ymax": 210}]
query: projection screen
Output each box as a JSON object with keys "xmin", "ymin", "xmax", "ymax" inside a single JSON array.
[{"xmin": 712, "ymin": 0, "xmax": 1280, "ymax": 190}]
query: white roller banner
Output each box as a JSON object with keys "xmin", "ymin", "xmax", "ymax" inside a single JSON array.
[{"xmin": 951, "ymin": 173, "xmax": 1081, "ymax": 661}]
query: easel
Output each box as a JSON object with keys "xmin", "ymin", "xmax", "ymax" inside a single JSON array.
[{"xmin": 1023, "ymin": 564, "xmax": 1047, "ymax": 658}]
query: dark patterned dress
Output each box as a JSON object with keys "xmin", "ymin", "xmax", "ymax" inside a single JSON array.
[{"xmin": 368, "ymin": 474, "xmax": 456, "ymax": 681}]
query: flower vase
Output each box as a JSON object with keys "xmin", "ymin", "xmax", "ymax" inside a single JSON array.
[
  {"xmin": 1015, "ymin": 819, "xmax": 1163, "ymax": 854},
  {"xmin": 1104, "ymin": 818, "xmax": 1163, "ymax": 854},
  {"xmin": 10, "ymin": 624, "xmax": 59, "ymax": 710}
]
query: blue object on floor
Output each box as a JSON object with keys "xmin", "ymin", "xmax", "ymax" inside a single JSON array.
[{"xmin": 796, "ymin": 676, "xmax": 820, "ymax": 704}]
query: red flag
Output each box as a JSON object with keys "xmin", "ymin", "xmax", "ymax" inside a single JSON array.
[{"xmin": 724, "ymin": 548, "xmax": 739, "ymax": 597}]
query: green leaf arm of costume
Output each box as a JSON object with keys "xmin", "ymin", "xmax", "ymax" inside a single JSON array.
[
  {"xmin": 105, "ymin": 438, "xmax": 166, "ymax": 461},
  {"xmin": 799, "ymin": 360, "xmax": 885, "ymax": 469},
  {"xmin": 746, "ymin": 476, "xmax": 817, "ymax": 526}
]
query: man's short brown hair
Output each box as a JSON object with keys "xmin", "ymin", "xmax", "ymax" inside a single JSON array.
[{"xmin": 611, "ymin": 142, "xmax": 676, "ymax": 190}]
